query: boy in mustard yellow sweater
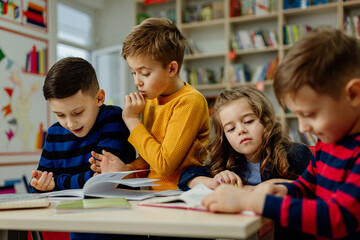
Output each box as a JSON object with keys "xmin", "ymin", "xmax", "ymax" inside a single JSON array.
[{"xmin": 89, "ymin": 18, "xmax": 210, "ymax": 190}]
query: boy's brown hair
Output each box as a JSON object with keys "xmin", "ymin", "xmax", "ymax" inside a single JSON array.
[
  {"xmin": 274, "ymin": 26, "xmax": 360, "ymax": 107},
  {"xmin": 122, "ymin": 18, "xmax": 186, "ymax": 72},
  {"xmin": 43, "ymin": 57, "xmax": 99, "ymax": 100}
]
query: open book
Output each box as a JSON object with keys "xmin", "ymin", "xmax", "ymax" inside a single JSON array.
[
  {"xmin": 40, "ymin": 170, "xmax": 181, "ymax": 201},
  {"xmin": 139, "ymin": 183, "xmax": 256, "ymax": 215},
  {"xmin": 138, "ymin": 182, "xmax": 213, "ymax": 211}
]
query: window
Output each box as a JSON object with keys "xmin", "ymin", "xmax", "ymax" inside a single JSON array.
[{"xmin": 56, "ymin": 3, "xmax": 92, "ymax": 61}]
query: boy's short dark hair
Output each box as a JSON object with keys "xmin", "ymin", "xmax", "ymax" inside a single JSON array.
[
  {"xmin": 122, "ymin": 18, "xmax": 186, "ymax": 72},
  {"xmin": 274, "ymin": 26, "xmax": 360, "ymax": 105},
  {"xmin": 43, "ymin": 57, "xmax": 99, "ymax": 100}
]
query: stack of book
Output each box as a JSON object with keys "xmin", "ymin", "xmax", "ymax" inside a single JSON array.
[
  {"xmin": 283, "ymin": 24, "xmax": 312, "ymax": 45},
  {"xmin": 183, "ymin": 1, "xmax": 224, "ymax": 23},
  {"xmin": 344, "ymin": 15, "xmax": 360, "ymax": 38},
  {"xmin": 230, "ymin": 57, "xmax": 278, "ymax": 84},
  {"xmin": 231, "ymin": 29, "xmax": 279, "ymax": 51},
  {"xmin": 24, "ymin": 45, "xmax": 47, "ymax": 74},
  {"xmin": 229, "ymin": 0, "xmax": 277, "ymax": 17},
  {"xmin": 23, "ymin": 1, "xmax": 46, "ymax": 28}
]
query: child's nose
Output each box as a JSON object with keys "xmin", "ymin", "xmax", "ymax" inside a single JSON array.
[
  {"xmin": 237, "ymin": 124, "xmax": 247, "ymax": 135},
  {"xmin": 67, "ymin": 118, "xmax": 77, "ymax": 129},
  {"xmin": 298, "ymin": 119, "xmax": 310, "ymax": 133},
  {"xmin": 134, "ymin": 76, "xmax": 143, "ymax": 86}
]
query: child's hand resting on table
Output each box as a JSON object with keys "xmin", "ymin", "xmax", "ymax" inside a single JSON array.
[
  {"xmin": 214, "ymin": 170, "xmax": 243, "ymax": 187},
  {"xmin": 30, "ymin": 170, "xmax": 55, "ymax": 191}
]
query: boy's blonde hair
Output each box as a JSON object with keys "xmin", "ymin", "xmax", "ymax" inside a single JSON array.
[
  {"xmin": 122, "ymin": 18, "xmax": 186, "ymax": 72},
  {"xmin": 274, "ymin": 26, "xmax": 360, "ymax": 107},
  {"xmin": 207, "ymin": 86, "xmax": 297, "ymax": 182}
]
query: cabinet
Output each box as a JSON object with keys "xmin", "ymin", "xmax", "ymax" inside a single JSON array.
[{"xmin": 134, "ymin": 0, "xmax": 360, "ymax": 144}]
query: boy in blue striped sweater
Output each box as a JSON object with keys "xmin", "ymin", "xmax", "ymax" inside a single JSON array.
[
  {"xmin": 202, "ymin": 27, "xmax": 360, "ymax": 239},
  {"xmin": 29, "ymin": 57, "xmax": 136, "ymax": 240},
  {"xmin": 30, "ymin": 57, "xmax": 135, "ymax": 192}
]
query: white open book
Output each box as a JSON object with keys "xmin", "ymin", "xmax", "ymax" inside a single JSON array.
[
  {"xmin": 139, "ymin": 182, "xmax": 256, "ymax": 215},
  {"xmin": 138, "ymin": 182, "xmax": 213, "ymax": 210},
  {"xmin": 40, "ymin": 170, "xmax": 181, "ymax": 201}
]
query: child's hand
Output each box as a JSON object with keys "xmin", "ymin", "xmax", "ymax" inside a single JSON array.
[
  {"xmin": 254, "ymin": 181, "xmax": 288, "ymax": 196},
  {"xmin": 202, "ymin": 184, "xmax": 266, "ymax": 214},
  {"xmin": 214, "ymin": 170, "xmax": 243, "ymax": 187},
  {"xmin": 90, "ymin": 150, "xmax": 133, "ymax": 175},
  {"xmin": 30, "ymin": 170, "xmax": 55, "ymax": 191},
  {"xmin": 122, "ymin": 92, "xmax": 146, "ymax": 131}
]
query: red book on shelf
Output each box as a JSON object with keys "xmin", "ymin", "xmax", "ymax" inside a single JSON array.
[
  {"xmin": 144, "ymin": 0, "xmax": 167, "ymax": 4},
  {"xmin": 30, "ymin": 45, "xmax": 37, "ymax": 73}
]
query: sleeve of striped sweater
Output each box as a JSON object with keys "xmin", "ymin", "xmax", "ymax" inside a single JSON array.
[{"xmin": 262, "ymin": 153, "xmax": 360, "ymax": 238}]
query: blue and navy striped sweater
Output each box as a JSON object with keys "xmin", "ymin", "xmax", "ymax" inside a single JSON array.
[{"xmin": 30, "ymin": 104, "xmax": 135, "ymax": 192}]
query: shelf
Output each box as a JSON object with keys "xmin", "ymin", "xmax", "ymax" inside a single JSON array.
[
  {"xmin": 180, "ymin": 18, "xmax": 226, "ymax": 30},
  {"xmin": 343, "ymin": 1, "xmax": 360, "ymax": 9},
  {"xmin": 230, "ymin": 80, "xmax": 274, "ymax": 89},
  {"xmin": 184, "ymin": 52, "xmax": 226, "ymax": 60},
  {"xmin": 229, "ymin": 12, "xmax": 278, "ymax": 24},
  {"xmin": 235, "ymin": 46, "xmax": 278, "ymax": 56},
  {"xmin": 283, "ymin": 2, "xmax": 338, "ymax": 16},
  {"xmin": 192, "ymin": 83, "xmax": 226, "ymax": 91}
]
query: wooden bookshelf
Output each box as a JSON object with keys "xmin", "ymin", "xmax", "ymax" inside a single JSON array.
[{"xmin": 134, "ymin": 0, "xmax": 360, "ymax": 142}]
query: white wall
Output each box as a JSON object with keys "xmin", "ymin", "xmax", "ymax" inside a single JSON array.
[
  {"xmin": 93, "ymin": 0, "xmax": 137, "ymax": 94},
  {"xmin": 94, "ymin": 0, "xmax": 135, "ymax": 49}
]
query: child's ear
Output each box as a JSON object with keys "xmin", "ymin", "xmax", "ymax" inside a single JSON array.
[
  {"xmin": 168, "ymin": 61, "xmax": 178, "ymax": 77},
  {"xmin": 95, "ymin": 89, "xmax": 105, "ymax": 106},
  {"xmin": 345, "ymin": 78, "xmax": 360, "ymax": 107}
]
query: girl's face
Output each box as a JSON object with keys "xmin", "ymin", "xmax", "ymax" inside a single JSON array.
[{"xmin": 219, "ymin": 98, "xmax": 264, "ymax": 163}]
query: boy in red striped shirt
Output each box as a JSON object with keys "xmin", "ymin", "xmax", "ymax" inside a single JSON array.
[{"xmin": 202, "ymin": 26, "xmax": 360, "ymax": 239}]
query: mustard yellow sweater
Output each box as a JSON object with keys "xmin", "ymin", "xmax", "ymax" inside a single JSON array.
[{"xmin": 128, "ymin": 82, "xmax": 210, "ymax": 190}]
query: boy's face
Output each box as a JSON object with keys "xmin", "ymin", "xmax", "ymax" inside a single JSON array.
[
  {"xmin": 219, "ymin": 98, "xmax": 264, "ymax": 163},
  {"xmin": 48, "ymin": 90, "xmax": 104, "ymax": 138},
  {"xmin": 127, "ymin": 55, "xmax": 175, "ymax": 99},
  {"xmin": 283, "ymin": 85, "xmax": 357, "ymax": 144}
]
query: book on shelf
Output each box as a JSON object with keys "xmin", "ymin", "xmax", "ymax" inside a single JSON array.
[
  {"xmin": 39, "ymin": 170, "xmax": 181, "ymax": 201},
  {"xmin": 0, "ymin": 193, "xmax": 49, "ymax": 210},
  {"xmin": 139, "ymin": 182, "xmax": 256, "ymax": 215},
  {"xmin": 55, "ymin": 198, "xmax": 131, "ymax": 213},
  {"xmin": 255, "ymin": 0, "xmax": 269, "ymax": 16},
  {"xmin": 242, "ymin": 0, "xmax": 254, "ymax": 16},
  {"xmin": 230, "ymin": 0, "xmax": 241, "ymax": 17}
]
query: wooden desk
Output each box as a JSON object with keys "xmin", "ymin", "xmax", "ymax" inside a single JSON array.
[{"xmin": 0, "ymin": 201, "xmax": 273, "ymax": 240}]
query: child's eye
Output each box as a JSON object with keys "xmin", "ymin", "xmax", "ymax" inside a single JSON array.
[
  {"xmin": 142, "ymin": 73, "xmax": 150, "ymax": 77},
  {"xmin": 244, "ymin": 120, "xmax": 254, "ymax": 124},
  {"xmin": 131, "ymin": 72, "xmax": 136, "ymax": 76},
  {"xmin": 303, "ymin": 113, "xmax": 314, "ymax": 118},
  {"xmin": 226, "ymin": 127, "xmax": 235, "ymax": 133},
  {"xmin": 56, "ymin": 114, "xmax": 64, "ymax": 118},
  {"xmin": 73, "ymin": 111, "xmax": 83, "ymax": 116}
]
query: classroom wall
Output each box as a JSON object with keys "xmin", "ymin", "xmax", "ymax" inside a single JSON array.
[
  {"xmin": 93, "ymin": 0, "xmax": 137, "ymax": 94},
  {"xmin": 0, "ymin": 0, "xmax": 136, "ymax": 190},
  {"xmin": 94, "ymin": 0, "xmax": 135, "ymax": 49}
]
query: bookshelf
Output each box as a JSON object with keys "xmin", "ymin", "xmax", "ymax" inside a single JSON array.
[{"xmin": 134, "ymin": 0, "xmax": 360, "ymax": 145}]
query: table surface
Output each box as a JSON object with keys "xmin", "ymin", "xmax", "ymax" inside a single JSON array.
[{"xmin": 0, "ymin": 201, "xmax": 272, "ymax": 239}]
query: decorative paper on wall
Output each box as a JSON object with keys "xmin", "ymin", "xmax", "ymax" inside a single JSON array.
[
  {"xmin": 0, "ymin": 26, "xmax": 48, "ymax": 154},
  {"xmin": 0, "ymin": 0, "xmax": 47, "ymax": 31}
]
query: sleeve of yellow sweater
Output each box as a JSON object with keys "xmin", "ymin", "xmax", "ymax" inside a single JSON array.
[
  {"xmin": 128, "ymin": 93, "xmax": 208, "ymax": 177},
  {"xmin": 128, "ymin": 157, "xmax": 149, "ymax": 178}
]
